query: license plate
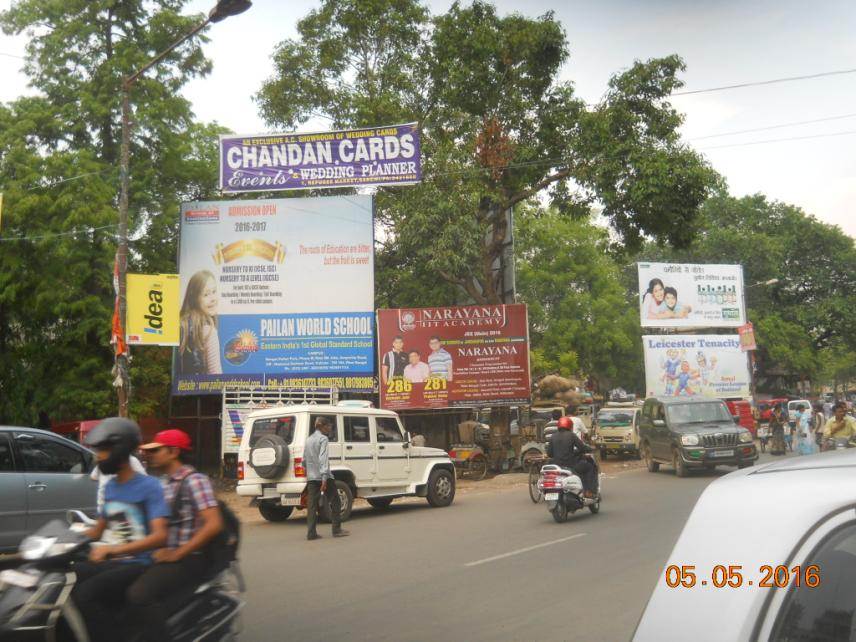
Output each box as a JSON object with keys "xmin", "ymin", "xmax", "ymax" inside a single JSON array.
[
  {"xmin": 712, "ymin": 449, "xmax": 734, "ymax": 458},
  {"xmin": 545, "ymin": 493, "xmax": 559, "ymax": 501},
  {"xmin": 280, "ymin": 496, "xmax": 302, "ymax": 506}
]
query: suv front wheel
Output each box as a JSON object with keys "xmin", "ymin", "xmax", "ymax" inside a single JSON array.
[
  {"xmin": 673, "ymin": 448, "xmax": 689, "ymax": 478},
  {"xmin": 426, "ymin": 468, "xmax": 455, "ymax": 507},
  {"xmin": 643, "ymin": 443, "xmax": 659, "ymax": 473}
]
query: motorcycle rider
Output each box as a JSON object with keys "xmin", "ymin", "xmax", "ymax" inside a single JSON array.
[
  {"xmin": 73, "ymin": 418, "xmax": 170, "ymax": 642},
  {"xmin": 131, "ymin": 429, "xmax": 223, "ymax": 642},
  {"xmin": 547, "ymin": 416, "xmax": 597, "ymax": 497},
  {"xmin": 823, "ymin": 401, "xmax": 856, "ymax": 444}
]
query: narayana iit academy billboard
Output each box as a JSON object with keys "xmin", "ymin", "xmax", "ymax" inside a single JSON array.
[
  {"xmin": 643, "ymin": 334, "xmax": 751, "ymax": 399},
  {"xmin": 173, "ymin": 196, "xmax": 375, "ymax": 395},
  {"xmin": 220, "ymin": 123, "xmax": 421, "ymax": 193},
  {"xmin": 638, "ymin": 262, "xmax": 746, "ymax": 328},
  {"xmin": 377, "ymin": 304, "xmax": 531, "ymax": 411}
]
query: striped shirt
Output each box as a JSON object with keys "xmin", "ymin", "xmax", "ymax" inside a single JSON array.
[
  {"xmin": 428, "ymin": 348, "xmax": 453, "ymax": 379},
  {"xmin": 163, "ymin": 465, "xmax": 218, "ymax": 549}
]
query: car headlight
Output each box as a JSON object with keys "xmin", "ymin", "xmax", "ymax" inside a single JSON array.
[
  {"xmin": 739, "ymin": 431, "xmax": 753, "ymax": 443},
  {"xmin": 681, "ymin": 434, "xmax": 700, "ymax": 446}
]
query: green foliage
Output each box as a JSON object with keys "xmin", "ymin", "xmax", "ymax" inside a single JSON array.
[
  {"xmin": 0, "ymin": 1, "xmax": 224, "ymax": 424},
  {"xmin": 517, "ymin": 207, "xmax": 642, "ymax": 391},
  {"xmin": 257, "ymin": 0, "xmax": 719, "ymax": 304}
]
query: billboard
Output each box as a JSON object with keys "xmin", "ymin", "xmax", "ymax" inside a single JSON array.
[
  {"xmin": 219, "ymin": 123, "xmax": 421, "ymax": 193},
  {"xmin": 377, "ymin": 304, "xmax": 531, "ymax": 410},
  {"xmin": 638, "ymin": 262, "xmax": 745, "ymax": 328},
  {"xmin": 643, "ymin": 334, "xmax": 750, "ymax": 399},
  {"xmin": 126, "ymin": 274, "xmax": 180, "ymax": 346},
  {"xmin": 173, "ymin": 196, "xmax": 375, "ymax": 395}
]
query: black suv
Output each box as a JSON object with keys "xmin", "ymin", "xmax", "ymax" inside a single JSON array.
[{"xmin": 638, "ymin": 397, "xmax": 757, "ymax": 477}]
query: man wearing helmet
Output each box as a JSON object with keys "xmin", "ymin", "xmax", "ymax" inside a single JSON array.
[
  {"xmin": 547, "ymin": 416, "xmax": 597, "ymax": 497},
  {"xmin": 72, "ymin": 418, "xmax": 170, "ymax": 642}
]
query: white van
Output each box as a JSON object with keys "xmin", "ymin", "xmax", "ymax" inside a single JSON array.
[{"xmin": 237, "ymin": 402, "xmax": 456, "ymax": 522}]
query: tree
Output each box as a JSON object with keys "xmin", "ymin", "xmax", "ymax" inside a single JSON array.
[
  {"xmin": 516, "ymin": 208, "xmax": 642, "ymax": 392},
  {"xmin": 256, "ymin": 0, "xmax": 719, "ymax": 306},
  {"xmin": 0, "ymin": 1, "xmax": 224, "ymax": 423}
]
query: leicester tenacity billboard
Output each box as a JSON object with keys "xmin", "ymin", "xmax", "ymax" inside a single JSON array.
[
  {"xmin": 219, "ymin": 123, "xmax": 421, "ymax": 193},
  {"xmin": 643, "ymin": 334, "xmax": 751, "ymax": 399},
  {"xmin": 173, "ymin": 196, "xmax": 375, "ymax": 395},
  {"xmin": 376, "ymin": 304, "xmax": 531, "ymax": 411},
  {"xmin": 638, "ymin": 262, "xmax": 746, "ymax": 328}
]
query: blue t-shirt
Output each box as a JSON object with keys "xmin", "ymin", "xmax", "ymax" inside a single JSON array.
[{"xmin": 101, "ymin": 473, "xmax": 169, "ymax": 563}]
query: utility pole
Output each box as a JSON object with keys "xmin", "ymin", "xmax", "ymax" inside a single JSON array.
[{"xmin": 113, "ymin": 1, "xmax": 252, "ymax": 416}]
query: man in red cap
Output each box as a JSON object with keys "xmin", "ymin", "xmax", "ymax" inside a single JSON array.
[{"xmin": 126, "ymin": 429, "xmax": 223, "ymax": 641}]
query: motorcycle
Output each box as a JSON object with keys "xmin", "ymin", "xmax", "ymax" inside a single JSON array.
[
  {"xmin": 0, "ymin": 512, "xmax": 244, "ymax": 642},
  {"xmin": 821, "ymin": 435, "xmax": 856, "ymax": 452},
  {"xmin": 536, "ymin": 457, "xmax": 602, "ymax": 523}
]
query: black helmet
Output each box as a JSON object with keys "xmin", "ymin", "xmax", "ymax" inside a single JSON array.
[{"xmin": 85, "ymin": 417, "xmax": 141, "ymax": 475}]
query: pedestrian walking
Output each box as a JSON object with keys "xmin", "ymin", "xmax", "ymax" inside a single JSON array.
[
  {"xmin": 783, "ymin": 410, "xmax": 794, "ymax": 452},
  {"xmin": 794, "ymin": 405, "xmax": 816, "ymax": 456},
  {"xmin": 757, "ymin": 422, "xmax": 769, "ymax": 453},
  {"xmin": 812, "ymin": 403, "xmax": 826, "ymax": 448},
  {"xmin": 768, "ymin": 405, "xmax": 787, "ymax": 456},
  {"xmin": 304, "ymin": 416, "xmax": 349, "ymax": 540}
]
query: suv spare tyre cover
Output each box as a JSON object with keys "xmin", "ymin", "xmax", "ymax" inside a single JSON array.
[{"xmin": 249, "ymin": 434, "xmax": 290, "ymax": 479}]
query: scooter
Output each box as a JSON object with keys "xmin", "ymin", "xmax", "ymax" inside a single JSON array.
[
  {"xmin": 821, "ymin": 436, "xmax": 856, "ymax": 452},
  {"xmin": 537, "ymin": 457, "xmax": 602, "ymax": 523},
  {"xmin": 0, "ymin": 512, "xmax": 244, "ymax": 641}
]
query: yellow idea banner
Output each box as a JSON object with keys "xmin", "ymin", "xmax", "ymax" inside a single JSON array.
[{"xmin": 127, "ymin": 274, "xmax": 180, "ymax": 346}]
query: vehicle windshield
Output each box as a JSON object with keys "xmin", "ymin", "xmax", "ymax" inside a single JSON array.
[
  {"xmin": 598, "ymin": 411, "xmax": 634, "ymax": 426},
  {"xmin": 666, "ymin": 403, "xmax": 733, "ymax": 424},
  {"xmin": 531, "ymin": 408, "xmax": 563, "ymax": 422}
]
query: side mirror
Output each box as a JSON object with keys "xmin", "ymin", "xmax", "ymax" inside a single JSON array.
[
  {"xmin": 733, "ymin": 416, "xmax": 740, "ymax": 424},
  {"xmin": 653, "ymin": 419, "xmax": 666, "ymax": 427},
  {"xmin": 403, "ymin": 432, "xmax": 411, "ymax": 448}
]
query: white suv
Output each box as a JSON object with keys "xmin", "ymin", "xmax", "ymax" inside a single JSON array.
[{"xmin": 236, "ymin": 402, "xmax": 456, "ymax": 522}]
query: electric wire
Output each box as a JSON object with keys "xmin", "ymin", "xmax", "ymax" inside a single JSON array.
[{"xmin": 672, "ymin": 67, "xmax": 856, "ymax": 96}]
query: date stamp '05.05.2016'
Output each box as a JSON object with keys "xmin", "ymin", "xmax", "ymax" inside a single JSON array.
[{"xmin": 664, "ymin": 565, "xmax": 821, "ymax": 589}]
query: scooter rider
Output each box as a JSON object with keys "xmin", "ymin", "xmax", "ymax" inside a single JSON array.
[
  {"xmin": 547, "ymin": 416, "xmax": 597, "ymax": 497},
  {"xmin": 73, "ymin": 418, "xmax": 170, "ymax": 642}
]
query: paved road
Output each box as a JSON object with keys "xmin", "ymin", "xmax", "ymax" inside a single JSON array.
[{"xmin": 237, "ymin": 454, "xmax": 785, "ymax": 641}]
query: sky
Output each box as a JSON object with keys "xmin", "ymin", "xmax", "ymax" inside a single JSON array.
[{"xmin": 1, "ymin": 0, "xmax": 854, "ymax": 237}]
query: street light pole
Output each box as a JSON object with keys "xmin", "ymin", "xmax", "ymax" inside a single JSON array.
[
  {"xmin": 113, "ymin": 1, "xmax": 252, "ymax": 416},
  {"xmin": 741, "ymin": 278, "xmax": 780, "ymax": 407}
]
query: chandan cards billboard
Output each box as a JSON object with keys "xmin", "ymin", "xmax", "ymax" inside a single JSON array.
[
  {"xmin": 220, "ymin": 123, "xmax": 421, "ymax": 193},
  {"xmin": 173, "ymin": 196, "xmax": 375, "ymax": 395},
  {"xmin": 638, "ymin": 262, "xmax": 746, "ymax": 328},
  {"xmin": 377, "ymin": 304, "xmax": 531, "ymax": 410},
  {"xmin": 643, "ymin": 334, "xmax": 751, "ymax": 399}
]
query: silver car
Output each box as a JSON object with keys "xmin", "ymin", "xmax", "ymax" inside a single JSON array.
[
  {"xmin": 0, "ymin": 426, "xmax": 97, "ymax": 549},
  {"xmin": 634, "ymin": 449, "xmax": 856, "ymax": 641}
]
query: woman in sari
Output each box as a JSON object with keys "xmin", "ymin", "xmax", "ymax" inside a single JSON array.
[
  {"xmin": 768, "ymin": 405, "xmax": 787, "ymax": 456},
  {"xmin": 794, "ymin": 405, "xmax": 816, "ymax": 455}
]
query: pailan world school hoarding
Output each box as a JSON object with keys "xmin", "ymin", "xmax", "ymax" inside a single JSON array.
[{"xmin": 172, "ymin": 196, "xmax": 375, "ymax": 395}]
